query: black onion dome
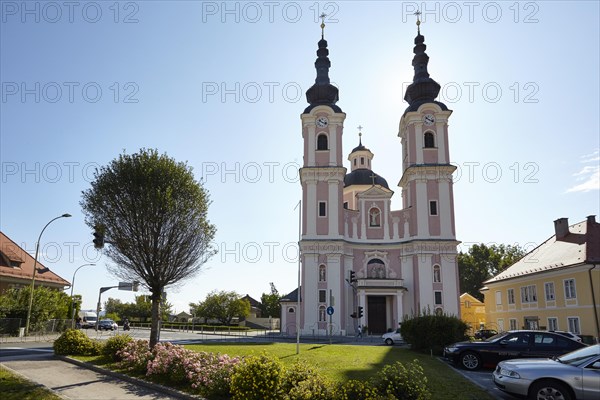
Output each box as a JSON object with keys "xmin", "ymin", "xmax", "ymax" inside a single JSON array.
[
  {"xmin": 344, "ymin": 169, "xmax": 389, "ymax": 189},
  {"xmin": 305, "ymin": 38, "xmax": 342, "ymax": 113},
  {"xmin": 403, "ymin": 32, "xmax": 448, "ymax": 114}
]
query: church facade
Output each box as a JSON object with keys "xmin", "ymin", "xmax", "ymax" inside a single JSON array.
[{"xmin": 281, "ymin": 22, "xmax": 460, "ymax": 336}]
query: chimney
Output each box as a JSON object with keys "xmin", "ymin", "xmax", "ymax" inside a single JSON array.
[
  {"xmin": 587, "ymin": 215, "xmax": 596, "ymax": 224},
  {"xmin": 554, "ymin": 217, "xmax": 569, "ymax": 239}
]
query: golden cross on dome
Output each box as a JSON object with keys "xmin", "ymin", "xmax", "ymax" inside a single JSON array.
[
  {"xmin": 320, "ymin": 13, "xmax": 327, "ymax": 38},
  {"xmin": 414, "ymin": 10, "xmax": 422, "ymax": 33}
]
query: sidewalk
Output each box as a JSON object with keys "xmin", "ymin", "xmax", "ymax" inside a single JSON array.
[{"xmin": 1, "ymin": 353, "xmax": 199, "ymax": 400}]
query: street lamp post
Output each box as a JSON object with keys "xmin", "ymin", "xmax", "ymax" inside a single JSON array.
[
  {"xmin": 70, "ymin": 263, "xmax": 95, "ymax": 328},
  {"xmin": 24, "ymin": 213, "xmax": 72, "ymax": 336}
]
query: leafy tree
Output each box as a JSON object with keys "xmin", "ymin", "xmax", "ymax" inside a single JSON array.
[
  {"xmin": 0, "ymin": 287, "xmax": 70, "ymax": 332},
  {"xmin": 260, "ymin": 282, "xmax": 281, "ymax": 318},
  {"xmin": 459, "ymin": 243, "xmax": 526, "ymax": 301},
  {"xmin": 192, "ymin": 290, "xmax": 250, "ymax": 325},
  {"xmin": 104, "ymin": 295, "xmax": 172, "ymax": 322},
  {"xmin": 80, "ymin": 149, "xmax": 217, "ymax": 347}
]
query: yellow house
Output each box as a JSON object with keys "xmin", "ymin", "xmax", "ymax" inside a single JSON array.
[
  {"xmin": 459, "ymin": 293, "xmax": 487, "ymax": 333},
  {"xmin": 481, "ymin": 216, "xmax": 600, "ymax": 342}
]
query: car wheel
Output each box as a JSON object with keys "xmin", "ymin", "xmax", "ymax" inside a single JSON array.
[
  {"xmin": 529, "ymin": 380, "xmax": 573, "ymax": 400},
  {"xmin": 460, "ymin": 351, "xmax": 481, "ymax": 370},
  {"xmin": 385, "ymin": 338, "xmax": 393, "ymax": 345}
]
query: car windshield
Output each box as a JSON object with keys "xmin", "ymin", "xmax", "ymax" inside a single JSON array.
[{"xmin": 557, "ymin": 345, "xmax": 600, "ymax": 366}]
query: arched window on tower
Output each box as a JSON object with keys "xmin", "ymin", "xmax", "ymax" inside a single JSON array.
[
  {"xmin": 318, "ymin": 306, "xmax": 326, "ymax": 322},
  {"xmin": 317, "ymin": 134, "xmax": 328, "ymax": 150},
  {"xmin": 424, "ymin": 132, "xmax": 435, "ymax": 148},
  {"xmin": 433, "ymin": 265, "xmax": 441, "ymax": 283}
]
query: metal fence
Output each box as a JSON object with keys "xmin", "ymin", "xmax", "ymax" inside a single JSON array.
[{"xmin": 0, "ymin": 318, "xmax": 72, "ymax": 342}]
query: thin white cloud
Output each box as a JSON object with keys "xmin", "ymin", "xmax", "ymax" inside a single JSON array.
[{"xmin": 567, "ymin": 149, "xmax": 600, "ymax": 193}]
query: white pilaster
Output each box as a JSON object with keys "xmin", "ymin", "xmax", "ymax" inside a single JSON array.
[
  {"xmin": 439, "ymin": 178, "xmax": 453, "ymax": 238},
  {"xmin": 327, "ymin": 254, "xmax": 342, "ymax": 329},
  {"xmin": 328, "ymin": 125, "xmax": 337, "ymax": 166},
  {"xmin": 436, "ymin": 122, "xmax": 447, "ymax": 164},
  {"xmin": 383, "ymin": 200, "xmax": 390, "ymax": 240},
  {"xmin": 415, "ymin": 180, "xmax": 428, "ymax": 237}
]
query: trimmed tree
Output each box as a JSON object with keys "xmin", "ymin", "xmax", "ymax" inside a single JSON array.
[{"xmin": 81, "ymin": 149, "xmax": 216, "ymax": 347}]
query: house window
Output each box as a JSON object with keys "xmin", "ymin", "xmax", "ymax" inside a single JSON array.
[
  {"xmin": 564, "ymin": 279, "xmax": 576, "ymax": 299},
  {"xmin": 497, "ymin": 319, "xmax": 505, "ymax": 332},
  {"xmin": 317, "ymin": 134, "xmax": 328, "ymax": 150},
  {"xmin": 548, "ymin": 318, "xmax": 558, "ymax": 331},
  {"xmin": 544, "ymin": 282, "xmax": 555, "ymax": 301},
  {"xmin": 318, "ymin": 202, "xmax": 326, "ymax": 217},
  {"xmin": 434, "ymin": 291, "xmax": 442, "ymax": 305},
  {"xmin": 369, "ymin": 207, "xmax": 381, "ymax": 227},
  {"xmin": 360, "ymin": 157, "xmax": 365, "ymax": 165},
  {"xmin": 288, "ymin": 307, "xmax": 295, "ymax": 313},
  {"xmin": 567, "ymin": 317, "xmax": 580, "ymax": 334},
  {"xmin": 495, "ymin": 291, "xmax": 502, "ymax": 305},
  {"xmin": 520, "ymin": 285, "xmax": 537, "ymax": 303},
  {"xmin": 319, "ymin": 265, "xmax": 326, "ymax": 282},
  {"xmin": 353, "ymin": 159, "xmax": 357, "ymax": 166},
  {"xmin": 507, "ymin": 289, "xmax": 515, "ymax": 304},
  {"xmin": 318, "ymin": 290, "xmax": 326, "ymax": 303},
  {"xmin": 464, "ymin": 300, "xmax": 471, "ymax": 308},
  {"xmin": 429, "ymin": 200, "xmax": 438, "ymax": 216},
  {"xmin": 509, "ymin": 318, "xmax": 517, "ymax": 330},
  {"xmin": 319, "ymin": 306, "xmax": 326, "ymax": 322},
  {"xmin": 424, "ymin": 131, "xmax": 435, "ymax": 148},
  {"xmin": 433, "ymin": 265, "xmax": 441, "ymax": 283},
  {"xmin": 343, "ymin": 202, "xmax": 348, "ymax": 209}
]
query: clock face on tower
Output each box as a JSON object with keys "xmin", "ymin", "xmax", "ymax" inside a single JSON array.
[
  {"xmin": 316, "ymin": 116, "xmax": 329, "ymax": 128},
  {"xmin": 423, "ymin": 114, "xmax": 435, "ymax": 126}
]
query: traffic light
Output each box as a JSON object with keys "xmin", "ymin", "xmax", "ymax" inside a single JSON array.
[
  {"xmin": 349, "ymin": 270, "xmax": 357, "ymax": 283},
  {"xmin": 358, "ymin": 306, "xmax": 364, "ymax": 319},
  {"xmin": 93, "ymin": 224, "xmax": 105, "ymax": 249}
]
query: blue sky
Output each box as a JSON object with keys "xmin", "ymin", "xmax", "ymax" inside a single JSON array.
[{"xmin": 1, "ymin": 1, "xmax": 598, "ymax": 313}]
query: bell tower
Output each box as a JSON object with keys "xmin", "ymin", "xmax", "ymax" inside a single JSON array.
[
  {"xmin": 398, "ymin": 13, "xmax": 459, "ymax": 315},
  {"xmin": 298, "ymin": 16, "xmax": 347, "ymax": 333}
]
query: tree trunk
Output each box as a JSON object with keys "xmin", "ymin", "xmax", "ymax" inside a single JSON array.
[{"xmin": 149, "ymin": 290, "xmax": 162, "ymax": 348}]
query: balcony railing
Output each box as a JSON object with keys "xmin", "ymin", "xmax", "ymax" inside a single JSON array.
[{"xmin": 356, "ymin": 279, "xmax": 405, "ymax": 289}]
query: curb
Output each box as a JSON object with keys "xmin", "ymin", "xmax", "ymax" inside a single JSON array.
[
  {"xmin": 56, "ymin": 355, "xmax": 204, "ymax": 400},
  {"xmin": 435, "ymin": 357, "xmax": 503, "ymax": 400}
]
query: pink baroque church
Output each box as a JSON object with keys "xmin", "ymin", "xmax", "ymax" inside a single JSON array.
[{"xmin": 280, "ymin": 21, "xmax": 460, "ymax": 336}]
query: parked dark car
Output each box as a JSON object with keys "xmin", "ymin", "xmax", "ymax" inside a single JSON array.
[
  {"xmin": 474, "ymin": 329, "xmax": 498, "ymax": 340},
  {"xmin": 443, "ymin": 330, "xmax": 587, "ymax": 370},
  {"xmin": 97, "ymin": 319, "xmax": 118, "ymax": 331}
]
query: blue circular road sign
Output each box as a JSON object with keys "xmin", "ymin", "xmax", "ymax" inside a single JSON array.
[{"xmin": 326, "ymin": 306, "xmax": 334, "ymax": 315}]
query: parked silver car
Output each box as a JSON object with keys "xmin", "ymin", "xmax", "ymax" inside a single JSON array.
[{"xmin": 492, "ymin": 344, "xmax": 600, "ymax": 400}]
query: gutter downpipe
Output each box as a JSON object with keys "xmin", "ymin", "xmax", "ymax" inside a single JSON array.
[{"xmin": 589, "ymin": 264, "xmax": 600, "ymax": 343}]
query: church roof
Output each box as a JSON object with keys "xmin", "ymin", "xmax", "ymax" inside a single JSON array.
[
  {"xmin": 304, "ymin": 25, "xmax": 341, "ymax": 113},
  {"xmin": 484, "ymin": 216, "xmax": 600, "ymax": 284},
  {"xmin": 280, "ymin": 287, "xmax": 301, "ymax": 302},
  {"xmin": 344, "ymin": 168, "xmax": 389, "ymax": 189}
]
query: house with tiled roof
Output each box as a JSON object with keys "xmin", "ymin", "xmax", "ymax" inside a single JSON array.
[
  {"xmin": 459, "ymin": 292, "xmax": 486, "ymax": 333},
  {"xmin": 481, "ymin": 216, "xmax": 600, "ymax": 341},
  {"xmin": 0, "ymin": 231, "xmax": 71, "ymax": 293}
]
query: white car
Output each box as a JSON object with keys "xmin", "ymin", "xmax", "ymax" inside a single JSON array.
[
  {"xmin": 550, "ymin": 330, "xmax": 582, "ymax": 342},
  {"xmin": 382, "ymin": 328, "xmax": 404, "ymax": 345}
]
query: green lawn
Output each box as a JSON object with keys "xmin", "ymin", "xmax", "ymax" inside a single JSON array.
[
  {"xmin": 0, "ymin": 366, "xmax": 62, "ymax": 400},
  {"xmin": 184, "ymin": 343, "xmax": 495, "ymax": 400}
]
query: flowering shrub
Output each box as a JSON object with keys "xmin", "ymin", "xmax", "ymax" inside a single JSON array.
[
  {"xmin": 146, "ymin": 342, "xmax": 190, "ymax": 384},
  {"xmin": 281, "ymin": 360, "xmax": 316, "ymax": 393},
  {"xmin": 230, "ymin": 354, "xmax": 285, "ymax": 400},
  {"xmin": 334, "ymin": 379, "xmax": 380, "ymax": 400},
  {"xmin": 186, "ymin": 352, "xmax": 239, "ymax": 398},
  {"xmin": 53, "ymin": 329, "xmax": 102, "ymax": 356},
  {"xmin": 117, "ymin": 339, "xmax": 152, "ymax": 374},
  {"xmin": 371, "ymin": 360, "xmax": 431, "ymax": 400},
  {"xmin": 102, "ymin": 334, "xmax": 133, "ymax": 361},
  {"xmin": 286, "ymin": 374, "xmax": 334, "ymax": 400}
]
